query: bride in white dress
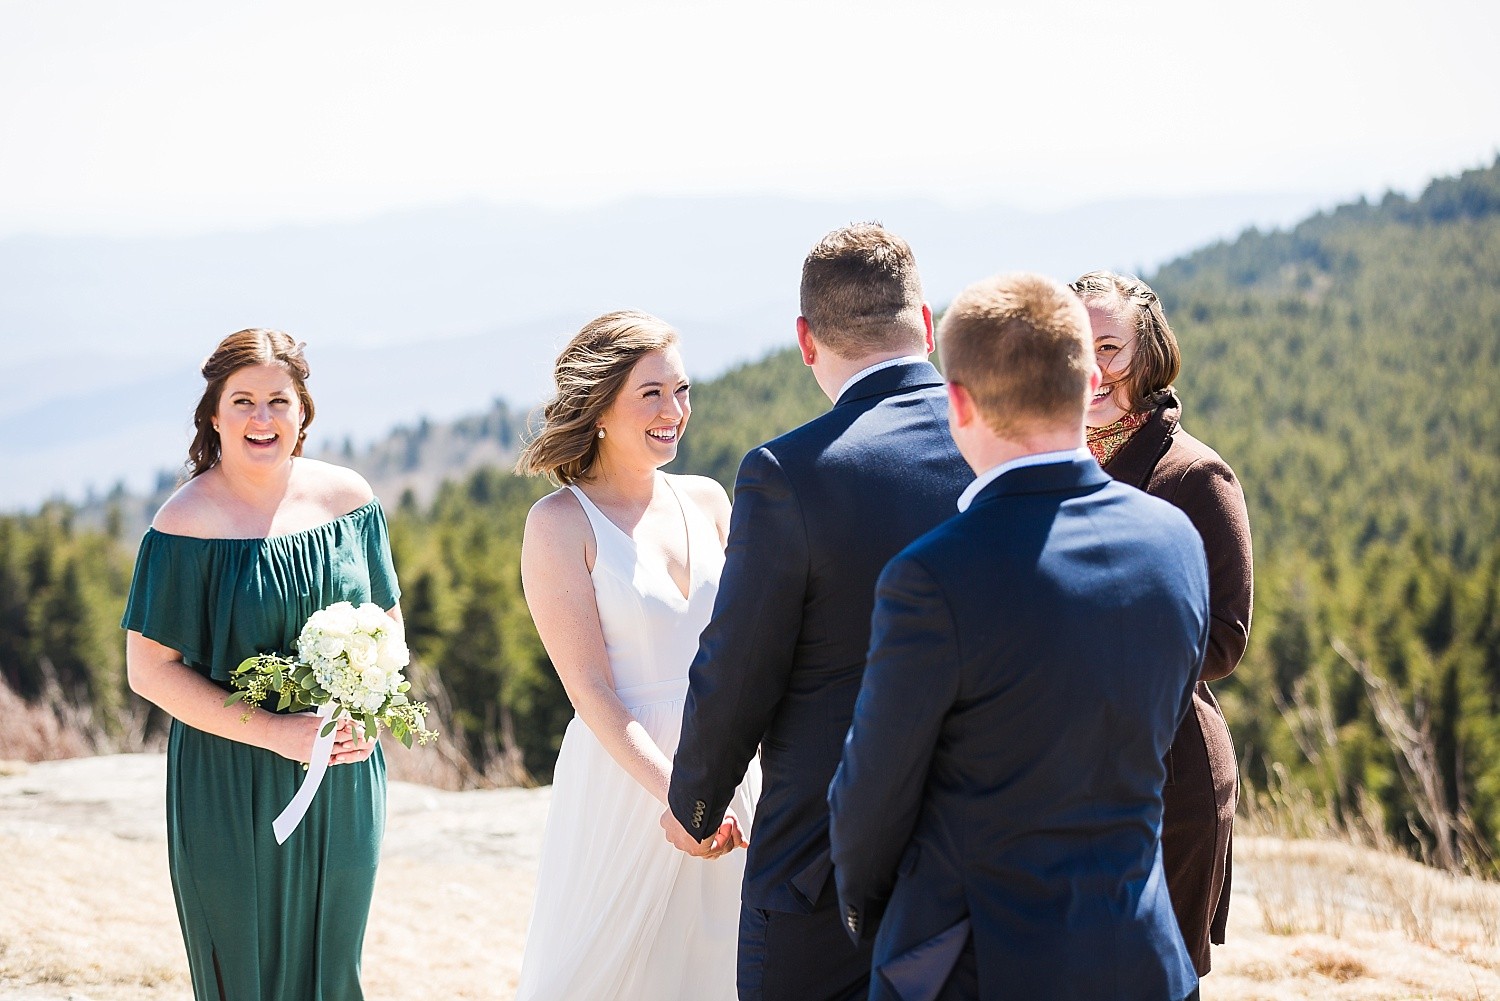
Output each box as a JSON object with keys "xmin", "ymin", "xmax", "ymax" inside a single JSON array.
[{"xmin": 514, "ymin": 311, "xmax": 761, "ymax": 1000}]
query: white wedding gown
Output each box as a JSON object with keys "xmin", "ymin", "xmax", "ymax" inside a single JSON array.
[{"xmin": 516, "ymin": 476, "xmax": 761, "ymax": 1000}]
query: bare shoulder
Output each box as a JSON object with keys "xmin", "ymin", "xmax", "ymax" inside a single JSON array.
[
  {"xmin": 295, "ymin": 457, "xmax": 375, "ymax": 515},
  {"xmin": 522, "ymin": 486, "xmax": 598, "ymax": 584},
  {"xmin": 672, "ymin": 473, "xmax": 730, "ymax": 510},
  {"xmin": 525, "ymin": 486, "xmax": 592, "ymax": 547},
  {"xmin": 670, "ymin": 474, "xmax": 732, "ymax": 534},
  {"xmin": 149, "ymin": 476, "xmax": 217, "ymax": 537}
]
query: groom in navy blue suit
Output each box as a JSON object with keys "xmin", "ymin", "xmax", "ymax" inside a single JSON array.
[
  {"xmin": 829, "ymin": 272, "xmax": 1209, "ymax": 1001},
  {"xmin": 662, "ymin": 224, "xmax": 972, "ymax": 1000}
]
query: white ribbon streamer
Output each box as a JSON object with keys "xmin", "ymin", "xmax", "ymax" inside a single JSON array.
[{"xmin": 273, "ymin": 701, "xmax": 340, "ymax": 844}]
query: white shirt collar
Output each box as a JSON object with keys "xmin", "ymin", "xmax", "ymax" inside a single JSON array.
[
  {"xmin": 835, "ymin": 355, "xmax": 928, "ymax": 404},
  {"xmin": 956, "ymin": 447, "xmax": 1091, "ymax": 512}
]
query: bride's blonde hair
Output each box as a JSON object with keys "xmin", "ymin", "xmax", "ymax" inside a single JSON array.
[{"xmin": 516, "ymin": 311, "xmax": 679, "ymax": 485}]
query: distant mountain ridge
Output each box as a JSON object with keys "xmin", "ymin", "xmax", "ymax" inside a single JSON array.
[{"xmin": 1, "ymin": 189, "xmax": 1335, "ymax": 509}]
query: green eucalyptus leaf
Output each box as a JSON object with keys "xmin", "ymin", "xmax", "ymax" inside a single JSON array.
[{"xmin": 223, "ymin": 690, "xmax": 248, "ymax": 707}]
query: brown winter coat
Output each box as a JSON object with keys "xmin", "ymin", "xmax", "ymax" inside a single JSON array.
[{"xmin": 1104, "ymin": 389, "xmax": 1253, "ymax": 975}]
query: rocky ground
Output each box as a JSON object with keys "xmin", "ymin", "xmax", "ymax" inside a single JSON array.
[{"xmin": 2, "ymin": 754, "xmax": 1497, "ymax": 1000}]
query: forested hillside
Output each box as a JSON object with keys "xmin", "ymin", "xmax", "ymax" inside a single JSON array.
[
  {"xmin": 1153, "ymin": 160, "xmax": 1500, "ymax": 870},
  {"xmin": 4, "ymin": 160, "xmax": 1498, "ymax": 869}
]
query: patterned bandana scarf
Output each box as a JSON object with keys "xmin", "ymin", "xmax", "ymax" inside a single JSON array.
[{"xmin": 1086, "ymin": 410, "xmax": 1150, "ymax": 467}]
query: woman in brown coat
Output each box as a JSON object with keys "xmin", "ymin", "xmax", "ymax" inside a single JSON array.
[{"xmin": 1071, "ymin": 270, "xmax": 1253, "ymax": 975}]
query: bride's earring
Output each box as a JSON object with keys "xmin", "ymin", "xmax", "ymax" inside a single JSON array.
[{"xmin": 597, "ymin": 427, "xmax": 606, "ymax": 439}]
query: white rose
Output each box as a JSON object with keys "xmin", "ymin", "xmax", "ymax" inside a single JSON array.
[
  {"xmin": 317, "ymin": 602, "xmax": 359, "ymax": 637},
  {"xmin": 304, "ymin": 615, "xmax": 351, "ymax": 645},
  {"xmin": 346, "ymin": 634, "xmax": 378, "ymax": 668},
  {"xmin": 361, "ymin": 691, "xmax": 386, "ymax": 713},
  {"xmin": 375, "ymin": 634, "xmax": 409, "ymax": 673},
  {"xmin": 361, "ymin": 665, "xmax": 388, "ymax": 693},
  {"xmin": 355, "ymin": 603, "xmax": 388, "ymax": 634}
]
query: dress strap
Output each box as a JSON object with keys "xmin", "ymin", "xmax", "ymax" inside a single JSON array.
[
  {"xmin": 565, "ymin": 483, "xmax": 638, "ymax": 574},
  {"xmin": 662, "ymin": 474, "xmax": 716, "ymax": 557},
  {"xmin": 565, "ymin": 482, "xmax": 606, "ymax": 530}
]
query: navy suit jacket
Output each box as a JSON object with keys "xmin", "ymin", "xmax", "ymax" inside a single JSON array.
[
  {"xmin": 669, "ymin": 360, "xmax": 972, "ymax": 913},
  {"xmin": 829, "ymin": 457, "xmax": 1209, "ymax": 1001}
]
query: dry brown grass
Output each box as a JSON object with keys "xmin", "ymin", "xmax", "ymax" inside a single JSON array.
[
  {"xmin": 1216, "ymin": 835, "xmax": 1500, "ymax": 999},
  {"xmin": 0, "ymin": 669, "xmax": 131, "ymax": 762},
  {"xmin": 0, "ymin": 665, "xmax": 521, "ymax": 794},
  {"xmin": 3, "ymin": 754, "xmax": 1499, "ymax": 1001},
  {"xmin": 1295, "ymin": 946, "xmax": 1369, "ymax": 982}
]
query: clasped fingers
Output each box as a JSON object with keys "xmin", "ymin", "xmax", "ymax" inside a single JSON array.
[{"xmin": 329, "ymin": 722, "xmax": 378, "ymax": 765}]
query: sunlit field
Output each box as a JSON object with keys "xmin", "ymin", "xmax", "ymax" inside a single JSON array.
[{"xmin": 3, "ymin": 755, "xmax": 1497, "ymax": 1001}]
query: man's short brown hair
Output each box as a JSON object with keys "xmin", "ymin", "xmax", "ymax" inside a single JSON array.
[
  {"xmin": 938, "ymin": 273, "xmax": 1094, "ymax": 436},
  {"xmin": 799, "ymin": 223, "xmax": 927, "ymax": 358}
]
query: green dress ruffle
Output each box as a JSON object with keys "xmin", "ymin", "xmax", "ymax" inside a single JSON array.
[{"xmin": 121, "ymin": 499, "xmax": 401, "ymax": 1001}]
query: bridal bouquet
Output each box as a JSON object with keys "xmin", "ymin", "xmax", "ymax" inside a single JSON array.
[{"xmin": 226, "ymin": 600, "xmax": 438, "ymax": 749}]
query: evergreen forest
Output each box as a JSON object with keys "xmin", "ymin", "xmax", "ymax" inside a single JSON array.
[{"xmin": 3, "ymin": 159, "xmax": 1498, "ymax": 872}]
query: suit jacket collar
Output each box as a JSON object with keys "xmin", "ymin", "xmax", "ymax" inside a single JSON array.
[
  {"xmin": 1104, "ymin": 388, "xmax": 1181, "ymax": 489},
  {"xmin": 969, "ymin": 455, "xmax": 1111, "ymax": 508},
  {"xmin": 836, "ymin": 359, "xmax": 945, "ymax": 407}
]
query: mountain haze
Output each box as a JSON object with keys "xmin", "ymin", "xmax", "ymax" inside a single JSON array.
[{"xmin": 1, "ymin": 190, "xmax": 1332, "ymax": 509}]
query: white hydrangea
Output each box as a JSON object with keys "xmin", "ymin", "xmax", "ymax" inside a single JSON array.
[{"xmin": 295, "ymin": 601, "xmax": 410, "ymax": 719}]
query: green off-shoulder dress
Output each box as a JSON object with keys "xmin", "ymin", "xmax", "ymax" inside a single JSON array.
[{"xmin": 121, "ymin": 499, "xmax": 401, "ymax": 1001}]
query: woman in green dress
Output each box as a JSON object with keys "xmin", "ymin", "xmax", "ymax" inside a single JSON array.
[{"xmin": 122, "ymin": 328, "xmax": 401, "ymax": 1001}]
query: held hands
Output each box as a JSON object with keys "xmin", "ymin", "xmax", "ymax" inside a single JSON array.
[
  {"xmin": 328, "ymin": 717, "xmax": 378, "ymax": 766},
  {"xmin": 660, "ymin": 805, "xmax": 747, "ymax": 860},
  {"xmin": 267, "ymin": 713, "xmax": 376, "ymax": 766}
]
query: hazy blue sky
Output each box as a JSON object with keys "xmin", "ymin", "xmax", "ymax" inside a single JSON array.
[{"xmin": 2, "ymin": 0, "xmax": 1496, "ymax": 237}]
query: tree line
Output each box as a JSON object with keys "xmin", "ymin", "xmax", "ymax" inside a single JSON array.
[{"xmin": 3, "ymin": 158, "xmax": 1498, "ymax": 868}]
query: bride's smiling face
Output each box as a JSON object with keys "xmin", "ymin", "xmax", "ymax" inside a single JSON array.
[
  {"xmin": 215, "ymin": 363, "xmax": 304, "ymax": 472},
  {"xmin": 596, "ymin": 347, "xmax": 691, "ymax": 470}
]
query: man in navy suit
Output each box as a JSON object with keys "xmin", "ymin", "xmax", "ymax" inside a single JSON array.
[
  {"xmin": 662, "ymin": 224, "xmax": 973, "ymax": 1000},
  {"xmin": 828, "ymin": 272, "xmax": 1209, "ymax": 1001}
]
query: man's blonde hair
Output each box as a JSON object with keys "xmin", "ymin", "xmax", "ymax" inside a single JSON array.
[{"xmin": 938, "ymin": 273, "xmax": 1093, "ymax": 436}]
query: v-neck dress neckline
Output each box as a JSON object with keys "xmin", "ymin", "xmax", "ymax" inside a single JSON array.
[{"xmin": 569, "ymin": 475, "xmax": 695, "ymax": 604}]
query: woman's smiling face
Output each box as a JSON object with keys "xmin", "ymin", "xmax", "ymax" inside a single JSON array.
[
  {"xmin": 1084, "ymin": 305, "xmax": 1138, "ymax": 427},
  {"xmin": 215, "ymin": 363, "xmax": 304, "ymax": 471},
  {"xmin": 596, "ymin": 347, "xmax": 691, "ymax": 470}
]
